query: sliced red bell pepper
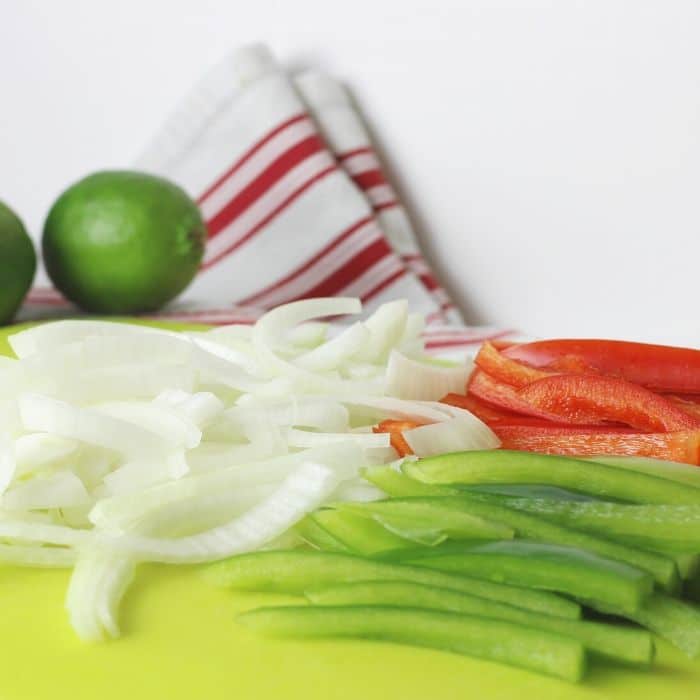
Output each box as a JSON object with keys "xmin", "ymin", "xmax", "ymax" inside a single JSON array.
[
  {"xmin": 491, "ymin": 424, "xmax": 700, "ymax": 465},
  {"xmin": 666, "ymin": 396, "xmax": 700, "ymax": 421},
  {"xmin": 440, "ymin": 392, "xmax": 524, "ymax": 423},
  {"xmin": 489, "ymin": 339, "xmax": 518, "ymax": 351},
  {"xmin": 467, "ymin": 370, "xmax": 578, "ymax": 423},
  {"xmin": 520, "ymin": 374, "xmax": 700, "ymax": 432},
  {"xmin": 373, "ymin": 420, "xmax": 422, "ymax": 456},
  {"xmin": 504, "ymin": 339, "xmax": 700, "ymax": 394},
  {"xmin": 440, "ymin": 392, "xmax": 572, "ymax": 428},
  {"xmin": 475, "ymin": 341, "xmax": 553, "ymax": 388}
]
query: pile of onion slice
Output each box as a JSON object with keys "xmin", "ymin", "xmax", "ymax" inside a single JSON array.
[{"xmin": 0, "ymin": 297, "xmax": 498, "ymax": 640}]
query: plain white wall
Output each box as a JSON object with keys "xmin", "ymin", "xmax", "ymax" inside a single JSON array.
[{"xmin": 1, "ymin": 0, "xmax": 698, "ymax": 344}]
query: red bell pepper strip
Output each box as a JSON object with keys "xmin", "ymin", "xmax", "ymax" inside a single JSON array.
[
  {"xmin": 373, "ymin": 420, "xmax": 422, "ymax": 456},
  {"xmin": 475, "ymin": 341, "xmax": 553, "ymax": 388},
  {"xmin": 440, "ymin": 393, "xmax": 572, "ymax": 428},
  {"xmin": 520, "ymin": 374, "xmax": 700, "ymax": 432},
  {"xmin": 491, "ymin": 424, "xmax": 700, "ymax": 465},
  {"xmin": 440, "ymin": 393, "xmax": 524, "ymax": 423},
  {"xmin": 489, "ymin": 339, "xmax": 518, "ymax": 351},
  {"xmin": 666, "ymin": 396, "xmax": 700, "ymax": 421},
  {"xmin": 468, "ymin": 370, "xmax": 578, "ymax": 423},
  {"xmin": 504, "ymin": 339, "xmax": 700, "ymax": 394}
]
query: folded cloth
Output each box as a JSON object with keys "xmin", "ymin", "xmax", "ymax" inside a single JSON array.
[
  {"xmin": 21, "ymin": 43, "xmax": 516, "ymax": 356},
  {"xmin": 133, "ymin": 44, "xmax": 439, "ymax": 321},
  {"xmin": 294, "ymin": 71, "xmax": 462, "ymax": 326}
]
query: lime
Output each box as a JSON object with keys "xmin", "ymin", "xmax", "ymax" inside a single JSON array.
[
  {"xmin": 0, "ymin": 201, "xmax": 37, "ymax": 325},
  {"xmin": 42, "ymin": 171, "xmax": 206, "ymax": 314}
]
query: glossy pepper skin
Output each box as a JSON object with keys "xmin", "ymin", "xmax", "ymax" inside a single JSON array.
[
  {"xmin": 504, "ymin": 339, "xmax": 700, "ymax": 394},
  {"xmin": 305, "ymin": 581, "xmax": 654, "ymax": 665},
  {"xmin": 519, "ymin": 374, "xmax": 700, "ymax": 432},
  {"xmin": 492, "ymin": 424, "xmax": 700, "ymax": 465},
  {"xmin": 238, "ymin": 605, "xmax": 587, "ymax": 682},
  {"xmin": 475, "ymin": 341, "xmax": 554, "ymax": 388}
]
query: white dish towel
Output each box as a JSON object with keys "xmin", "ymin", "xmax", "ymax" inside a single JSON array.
[{"xmin": 25, "ymin": 44, "xmax": 515, "ymax": 355}]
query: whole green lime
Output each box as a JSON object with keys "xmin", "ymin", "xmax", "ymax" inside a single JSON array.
[
  {"xmin": 42, "ymin": 171, "xmax": 206, "ymax": 314},
  {"xmin": 0, "ymin": 201, "xmax": 37, "ymax": 325}
]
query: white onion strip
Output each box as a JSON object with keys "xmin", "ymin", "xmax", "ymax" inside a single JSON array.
[{"xmin": 98, "ymin": 461, "xmax": 338, "ymax": 563}]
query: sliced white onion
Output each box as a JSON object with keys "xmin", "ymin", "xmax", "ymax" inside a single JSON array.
[
  {"xmin": 343, "ymin": 396, "xmax": 453, "ymax": 424},
  {"xmin": 14, "ymin": 433, "xmax": 77, "ymax": 477},
  {"xmin": 403, "ymin": 414, "xmax": 500, "ymax": 457},
  {"xmin": 63, "ymin": 363, "xmax": 196, "ymax": 404},
  {"xmin": 3, "ymin": 470, "xmax": 91, "ymax": 510},
  {"xmin": 0, "ymin": 519, "xmax": 91, "ymax": 546},
  {"xmin": 386, "ymin": 350, "xmax": 470, "ymax": 400},
  {"xmin": 294, "ymin": 322, "xmax": 370, "ymax": 372},
  {"xmin": 252, "ymin": 297, "xmax": 381, "ymax": 395},
  {"xmin": 0, "ymin": 543, "xmax": 76, "ymax": 567},
  {"xmin": 352, "ymin": 300, "xmax": 408, "ymax": 363},
  {"xmin": 186, "ymin": 441, "xmax": 285, "ymax": 472},
  {"xmin": 66, "ymin": 547, "xmax": 133, "ymax": 641},
  {"xmin": 187, "ymin": 335, "xmax": 259, "ymax": 375},
  {"xmin": 96, "ymin": 555, "xmax": 135, "ymax": 638},
  {"xmin": 332, "ymin": 478, "xmax": 386, "ymax": 503},
  {"xmin": 93, "ymin": 401, "xmax": 202, "ymax": 450},
  {"xmin": 224, "ymin": 398, "xmax": 350, "ymax": 435},
  {"xmin": 19, "ymin": 394, "xmax": 171, "ymax": 458},
  {"xmin": 66, "ymin": 549, "xmax": 103, "ymax": 641},
  {"xmin": 286, "ymin": 428, "xmax": 391, "ymax": 449},
  {"xmin": 154, "ymin": 391, "xmax": 224, "ymax": 429},
  {"xmin": 89, "ymin": 443, "xmax": 365, "ymax": 533},
  {"xmin": 8, "ymin": 320, "xmax": 176, "ymax": 359},
  {"xmin": 99, "ymin": 461, "xmax": 338, "ymax": 563},
  {"xmin": 286, "ymin": 321, "xmax": 328, "ymax": 348},
  {"xmin": 202, "ymin": 324, "xmax": 253, "ymax": 341},
  {"xmin": 101, "ymin": 452, "xmax": 187, "ymax": 497},
  {"xmin": 126, "ymin": 484, "xmax": 277, "ymax": 537},
  {"xmin": 0, "ymin": 432, "xmax": 17, "ymax": 495}
]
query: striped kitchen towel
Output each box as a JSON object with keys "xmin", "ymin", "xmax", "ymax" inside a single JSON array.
[{"xmin": 23, "ymin": 43, "xmax": 516, "ymax": 354}]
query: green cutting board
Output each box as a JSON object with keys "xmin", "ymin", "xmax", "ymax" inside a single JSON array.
[{"xmin": 1, "ymin": 321, "xmax": 699, "ymax": 700}]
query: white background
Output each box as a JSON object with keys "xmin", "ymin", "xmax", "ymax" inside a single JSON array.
[{"xmin": 1, "ymin": 0, "xmax": 698, "ymax": 344}]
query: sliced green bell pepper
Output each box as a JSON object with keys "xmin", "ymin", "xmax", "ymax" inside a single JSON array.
[
  {"xmin": 361, "ymin": 464, "xmax": 456, "ymax": 497},
  {"xmin": 310, "ymin": 509, "xmax": 414, "ymax": 555},
  {"xmin": 295, "ymin": 515, "xmax": 351, "ymax": 553},
  {"xmin": 405, "ymin": 450, "xmax": 700, "ymax": 504},
  {"xmin": 594, "ymin": 593, "xmax": 700, "ymax": 659},
  {"xmin": 331, "ymin": 501, "xmax": 515, "ymax": 545},
  {"xmin": 306, "ymin": 581, "xmax": 654, "ymax": 665},
  {"xmin": 471, "ymin": 497, "xmax": 700, "ymax": 550},
  {"xmin": 205, "ymin": 549, "xmax": 581, "ymax": 619},
  {"xmin": 238, "ymin": 605, "xmax": 587, "ymax": 682},
  {"xmin": 394, "ymin": 540, "xmax": 654, "ymax": 614},
  {"xmin": 340, "ymin": 497, "xmax": 678, "ymax": 591},
  {"xmin": 584, "ymin": 455, "xmax": 700, "ymax": 489}
]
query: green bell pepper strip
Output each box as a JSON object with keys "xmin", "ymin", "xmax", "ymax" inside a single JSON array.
[
  {"xmin": 294, "ymin": 516, "xmax": 351, "ymax": 553},
  {"xmin": 310, "ymin": 510, "xmax": 414, "ymax": 555},
  {"xmin": 340, "ymin": 497, "xmax": 678, "ymax": 591},
  {"xmin": 238, "ymin": 605, "xmax": 587, "ymax": 682},
  {"xmin": 465, "ymin": 484, "xmax": 600, "ymax": 501},
  {"xmin": 594, "ymin": 594, "xmax": 700, "ymax": 659},
  {"xmin": 306, "ymin": 581, "xmax": 654, "ymax": 665},
  {"xmin": 394, "ymin": 540, "xmax": 654, "ymax": 614},
  {"xmin": 404, "ymin": 450, "xmax": 700, "ymax": 504},
  {"xmin": 368, "ymin": 512, "xmax": 449, "ymax": 546},
  {"xmin": 670, "ymin": 552, "xmax": 700, "ymax": 580},
  {"xmin": 361, "ymin": 465, "xmax": 456, "ymax": 497},
  {"xmin": 584, "ymin": 455, "xmax": 700, "ymax": 489},
  {"xmin": 330, "ymin": 501, "xmax": 515, "ymax": 544},
  {"xmin": 205, "ymin": 550, "xmax": 581, "ymax": 619},
  {"xmin": 470, "ymin": 497, "xmax": 700, "ymax": 549}
]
